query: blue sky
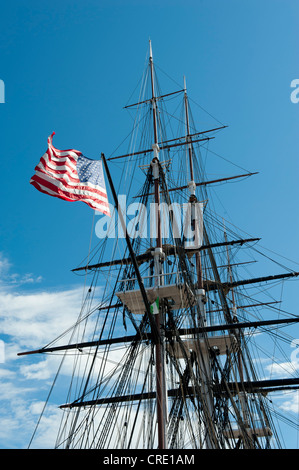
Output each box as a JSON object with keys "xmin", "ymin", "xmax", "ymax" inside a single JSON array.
[{"xmin": 0, "ymin": 0, "xmax": 298, "ymax": 449}]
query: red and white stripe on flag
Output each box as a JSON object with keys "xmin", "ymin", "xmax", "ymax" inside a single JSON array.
[{"xmin": 30, "ymin": 133, "xmax": 110, "ymax": 216}]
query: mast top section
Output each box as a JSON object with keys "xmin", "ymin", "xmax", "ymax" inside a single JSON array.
[{"xmin": 149, "ymin": 39, "xmax": 153, "ymax": 61}]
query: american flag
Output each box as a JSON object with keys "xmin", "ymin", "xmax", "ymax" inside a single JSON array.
[{"xmin": 30, "ymin": 133, "xmax": 110, "ymax": 216}]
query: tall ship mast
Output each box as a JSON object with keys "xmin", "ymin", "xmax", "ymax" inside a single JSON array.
[{"xmin": 21, "ymin": 42, "xmax": 299, "ymax": 450}]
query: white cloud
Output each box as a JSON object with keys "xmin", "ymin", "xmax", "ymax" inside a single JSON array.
[
  {"xmin": 0, "ymin": 252, "xmax": 43, "ymax": 287},
  {"xmin": 0, "ymin": 254, "xmax": 11, "ymax": 275},
  {"xmin": 279, "ymin": 391, "xmax": 299, "ymax": 413},
  {"xmin": 0, "ymin": 252, "xmax": 98, "ymax": 448},
  {"xmin": 0, "ymin": 252, "xmax": 298, "ymax": 449},
  {"xmin": 266, "ymin": 361, "xmax": 299, "ymax": 377},
  {"xmin": 0, "ymin": 288, "xmax": 87, "ymax": 351}
]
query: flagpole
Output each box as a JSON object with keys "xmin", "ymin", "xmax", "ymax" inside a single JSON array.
[{"xmin": 101, "ymin": 153, "xmax": 159, "ymax": 343}]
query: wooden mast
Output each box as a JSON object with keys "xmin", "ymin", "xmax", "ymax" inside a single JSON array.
[
  {"xmin": 149, "ymin": 40, "xmax": 167, "ymax": 449},
  {"xmin": 183, "ymin": 76, "xmax": 203, "ymax": 289},
  {"xmin": 184, "ymin": 77, "xmax": 217, "ymax": 448}
]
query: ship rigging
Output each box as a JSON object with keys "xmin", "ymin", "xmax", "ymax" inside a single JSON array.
[{"xmin": 21, "ymin": 41, "xmax": 299, "ymax": 450}]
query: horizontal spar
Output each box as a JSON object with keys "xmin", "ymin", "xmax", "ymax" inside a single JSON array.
[
  {"xmin": 17, "ymin": 333, "xmax": 143, "ymax": 356},
  {"xmin": 60, "ymin": 377, "xmax": 299, "ymax": 408},
  {"xmin": 108, "ymin": 126, "xmax": 226, "ymax": 162},
  {"xmin": 210, "ymin": 271, "xmax": 299, "ymax": 292},
  {"xmin": 71, "ymin": 237, "xmax": 261, "ymax": 272},
  {"xmin": 206, "ymin": 300, "xmax": 280, "ymax": 314},
  {"xmin": 177, "ymin": 316, "xmax": 299, "ymax": 336},
  {"xmin": 217, "ymin": 377, "xmax": 299, "ymax": 396},
  {"xmin": 123, "ymin": 88, "xmax": 186, "ymax": 108},
  {"xmin": 107, "ymin": 136, "xmax": 214, "ymax": 161},
  {"xmin": 72, "ymin": 252, "xmax": 150, "ymax": 272},
  {"xmin": 133, "ymin": 172, "xmax": 259, "ymax": 198},
  {"xmin": 17, "ymin": 316, "xmax": 299, "ymax": 356}
]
